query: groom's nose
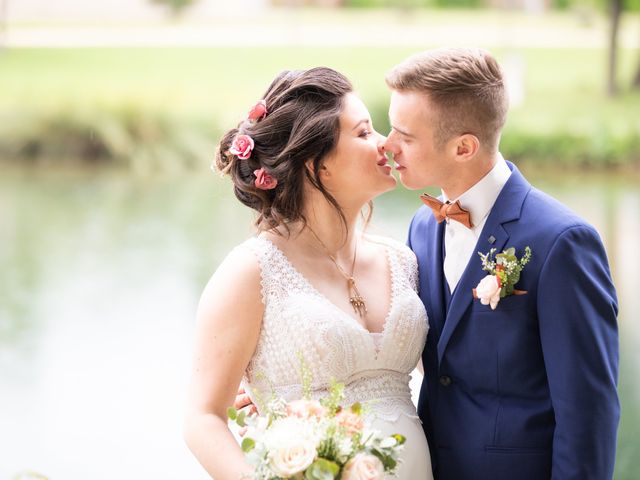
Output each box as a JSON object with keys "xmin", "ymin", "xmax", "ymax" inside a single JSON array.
[{"xmin": 382, "ymin": 133, "xmax": 399, "ymax": 156}]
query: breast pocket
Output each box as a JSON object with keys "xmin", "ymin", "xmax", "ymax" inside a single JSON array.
[{"xmin": 472, "ymin": 292, "xmax": 530, "ymax": 313}]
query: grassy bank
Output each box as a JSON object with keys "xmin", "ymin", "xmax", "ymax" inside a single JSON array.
[{"xmin": 1, "ymin": 46, "xmax": 639, "ymax": 169}]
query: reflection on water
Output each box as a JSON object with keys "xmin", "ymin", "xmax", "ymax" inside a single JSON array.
[{"xmin": 0, "ymin": 166, "xmax": 638, "ymax": 479}]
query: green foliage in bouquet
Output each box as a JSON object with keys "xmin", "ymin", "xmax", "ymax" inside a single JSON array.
[{"xmin": 227, "ymin": 378, "xmax": 407, "ymax": 480}]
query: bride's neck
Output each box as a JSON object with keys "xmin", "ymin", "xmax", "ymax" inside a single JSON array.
[{"xmin": 297, "ymin": 197, "xmax": 362, "ymax": 261}]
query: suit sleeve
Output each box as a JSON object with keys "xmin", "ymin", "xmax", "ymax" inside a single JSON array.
[
  {"xmin": 537, "ymin": 225, "xmax": 620, "ymax": 479},
  {"xmin": 406, "ymin": 212, "xmax": 416, "ymax": 251}
]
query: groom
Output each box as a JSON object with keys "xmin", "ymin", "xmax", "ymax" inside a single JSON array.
[{"xmin": 383, "ymin": 48, "xmax": 620, "ymax": 479}]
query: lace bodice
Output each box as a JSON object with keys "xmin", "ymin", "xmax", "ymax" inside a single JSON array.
[{"xmin": 241, "ymin": 235, "xmax": 429, "ymax": 422}]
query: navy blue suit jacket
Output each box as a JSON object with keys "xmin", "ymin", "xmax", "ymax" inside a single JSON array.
[{"xmin": 409, "ymin": 163, "xmax": 619, "ymax": 479}]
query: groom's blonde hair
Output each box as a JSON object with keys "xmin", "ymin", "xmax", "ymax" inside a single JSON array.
[{"xmin": 385, "ymin": 48, "xmax": 508, "ymax": 152}]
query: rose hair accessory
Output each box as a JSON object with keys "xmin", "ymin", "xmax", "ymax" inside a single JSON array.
[
  {"xmin": 229, "ymin": 134, "xmax": 254, "ymax": 160},
  {"xmin": 248, "ymin": 100, "xmax": 268, "ymax": 122},
  {"xmin": 254, "ymin": 168, "xmax": 277, "ymax": 190}
]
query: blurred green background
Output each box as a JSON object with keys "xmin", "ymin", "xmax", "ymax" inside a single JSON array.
[{"xmin": 0, "ymin": 0, "xmax": 639, "ymax": 479}]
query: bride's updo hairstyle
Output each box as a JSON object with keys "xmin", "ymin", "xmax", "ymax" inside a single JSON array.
[{"xmin": 215, "ymin": 67, "xmax": 353, "ymax": 232}]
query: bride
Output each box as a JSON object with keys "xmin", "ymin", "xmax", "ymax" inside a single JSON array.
[{"xmin": 184, "ymin": 67, "xmax": 433, "ymax": 480}]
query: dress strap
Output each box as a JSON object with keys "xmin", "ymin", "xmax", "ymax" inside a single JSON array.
[{"xmin": 240, "ymin": 236, "xmax": 311, "ymax": 307}]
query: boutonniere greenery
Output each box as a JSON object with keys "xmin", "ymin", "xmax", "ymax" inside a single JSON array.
[{"xmin": 473, "ymin": 246, "xmax": 532, "ymax": 310}]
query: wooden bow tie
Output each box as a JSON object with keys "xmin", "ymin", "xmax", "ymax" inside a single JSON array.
[{"xmin": 420, "ymin": 193, "xmax": 473, "ymax": 229}]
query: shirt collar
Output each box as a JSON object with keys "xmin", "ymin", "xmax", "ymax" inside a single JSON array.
[{"xmin": 442, "ymin": 154, "xmax": 512, "ymax": 228}]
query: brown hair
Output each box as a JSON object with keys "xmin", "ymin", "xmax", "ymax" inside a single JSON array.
[
  {"xmin": 385, "ymin": 48, "xmax": 508, "ymax": 151},
  {"xmin": 215, "ymin": 67, "xmax": 353, "ymax": 232}
]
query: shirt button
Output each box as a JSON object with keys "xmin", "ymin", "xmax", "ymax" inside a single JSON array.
[{"xmin": 439, "ymin": 375, "xmax": 452, "ymax": 387}]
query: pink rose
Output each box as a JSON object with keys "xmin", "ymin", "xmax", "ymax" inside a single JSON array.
[
  {"xmin": 254, "ymin": 168, "xmax": 278, "ymax": 190},
  {"xmin": 286, "ymin": 399, "xmax": 326, "ymax": 419},
  {"xmin": 475, "ymin": 275, "xmax": 502, "ymax": 310},
  {"xmin": 342, "ymin": 453, "xmax": 384, "ymax": 480},
  {"xmin": 229, "ymin": 134, "xmax": 254, "ymax": 160},
  {"xmin": 335, "ymin": 410, "xmax": 364, "ymax": 437},
  {"xmin": 248, "ymin": 100, "xmax": 268, "ymax": 121}
]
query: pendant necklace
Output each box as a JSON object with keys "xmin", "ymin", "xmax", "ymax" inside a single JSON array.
[{"xmin": 306, "ymin": 227, "xmax": 367, "ymax": 318}]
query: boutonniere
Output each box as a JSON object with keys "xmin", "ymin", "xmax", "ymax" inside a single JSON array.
[{"xmin": 473, "ymin": 246, "xmax": 532, "ymax": 310}]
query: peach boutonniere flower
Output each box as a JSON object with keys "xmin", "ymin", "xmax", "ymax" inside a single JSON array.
[{"xmin": 473, "ymin": 246, "xmax": 532, "ymax": 310}]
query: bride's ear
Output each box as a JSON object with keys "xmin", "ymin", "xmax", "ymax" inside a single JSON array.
[{"xmin": 306, "ymin": 160, "xmax": 331, "ymax": 179}]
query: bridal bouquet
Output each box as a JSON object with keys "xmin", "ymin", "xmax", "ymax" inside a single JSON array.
[{"xmin": 228, "ymin": 382, "xmax": 405, "ymax": 480}]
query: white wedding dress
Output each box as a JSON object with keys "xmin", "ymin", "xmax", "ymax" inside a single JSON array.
[{"xmin": 241, "ymin": 235, "xmax": 433, "ymax": 480}]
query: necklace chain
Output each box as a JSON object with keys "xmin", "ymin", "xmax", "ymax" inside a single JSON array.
[{"xmin": 306, "ymin": 226, "xmax": 368, "ymax": 317}]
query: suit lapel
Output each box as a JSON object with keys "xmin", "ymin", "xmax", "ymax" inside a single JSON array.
[{"xmin": 436, "ymin": 163, "xmax": 531, "ymax": 364}]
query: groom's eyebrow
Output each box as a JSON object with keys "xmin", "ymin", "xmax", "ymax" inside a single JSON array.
[
  {"xmin": 391, "ymin": 125, "xmax": 414, "ymax": 138},
  {"xmin": 351, "ymin": 119, "xmax": 370, "ymax": 131}
]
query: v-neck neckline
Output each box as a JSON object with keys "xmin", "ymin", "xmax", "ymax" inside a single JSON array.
[{"xmin": 257, "ymin": 235, "xmax": 396, "ymax": 339}]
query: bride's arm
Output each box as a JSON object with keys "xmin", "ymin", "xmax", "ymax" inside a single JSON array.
[{"xmin": 184, "ymin": 247, "xmax": 264, "ymax": 480}]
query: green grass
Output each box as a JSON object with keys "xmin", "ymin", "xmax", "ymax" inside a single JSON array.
[{"xmin": 0, "ymin": 46, "xmax": 639, "ymax": 167}]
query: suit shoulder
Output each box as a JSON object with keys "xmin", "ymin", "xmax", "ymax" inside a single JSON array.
[
  {"xmin": 409, "ymin": 205, "xmax": 437, "ymax": 234},
  {"xmin": 524, "ymin": 187, "xmax": 596, "ymax": 236}
]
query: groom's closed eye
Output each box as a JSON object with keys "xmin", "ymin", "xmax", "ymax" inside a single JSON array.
[{"xmin": 390, "ymin": 125, "xmax": 414, "ymax": 139}]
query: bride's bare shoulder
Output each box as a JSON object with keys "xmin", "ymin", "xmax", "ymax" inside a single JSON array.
[{"xmin": 197, "ymin": 238, "xmax": 264, "ymax": 322}]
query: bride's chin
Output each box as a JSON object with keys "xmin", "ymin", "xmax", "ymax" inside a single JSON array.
[{"xmin": 372, "ymin": 180, "xmax": 398, "ymax": 199}]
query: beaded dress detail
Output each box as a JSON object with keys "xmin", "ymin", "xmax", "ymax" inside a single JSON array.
[
  {"xmin": 239, "ymin": 235, "xmax": 433, "ymax": 478},
  {"xmin": 241, "ymin": 235, "xmax": 429, "ymax": 422}
]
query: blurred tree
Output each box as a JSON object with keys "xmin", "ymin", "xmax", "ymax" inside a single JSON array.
[
  {"xmin": 607, "ymin": 0, "xmax": 623, "ymax": 96},
  {"xmin": 605, "ymin": 0, "xmax": 640, "ymax": 94},
  {"xmin": 631, "ymin": 0, "xmax": 640, "ymax": 89},
  {"xmin": 150, "ymin": 0, "xmax": 198, "ymax": 18}
]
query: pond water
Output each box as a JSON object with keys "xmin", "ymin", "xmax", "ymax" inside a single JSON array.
[{"xmin": 0, "ymin": 166, "xmax": 638, "ymax": 479}]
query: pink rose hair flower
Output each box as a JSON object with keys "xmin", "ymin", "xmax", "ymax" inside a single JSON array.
[
  {"xmin": 248, "ymin": 100, "xmax": 268, "ymax": 122},
  {"xmin": 254, "ymin": 168, "xmax": 278, "ymax": 190},
  {"xmin": 229, "ymin": 134, "xmax": 254, "ymax": 160}
]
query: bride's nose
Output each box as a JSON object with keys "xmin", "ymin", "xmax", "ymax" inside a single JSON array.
[{"xmin": 377, "ymin": 134, "xmax": 388, "ymax": 153}]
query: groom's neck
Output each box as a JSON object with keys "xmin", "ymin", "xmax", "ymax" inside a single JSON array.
[{"xmin": 441, "ymin": 152, "xmax": 499, "ymax": 200}]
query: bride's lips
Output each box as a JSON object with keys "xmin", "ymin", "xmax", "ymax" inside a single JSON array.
[
  {"xmin": 377, "ymin": 156, "xmax": 392, "ymax": 174},
  {"xmin": 395, "ymin": 162, "xmax": 406, "ymax": 171}
]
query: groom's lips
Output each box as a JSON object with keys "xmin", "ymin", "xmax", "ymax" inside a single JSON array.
[{"xmin": 395, "ymin": 162, "xmax": 406, "ymax": 170}]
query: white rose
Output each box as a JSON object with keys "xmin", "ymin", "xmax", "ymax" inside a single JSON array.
[
  {"xmin": 269, "ymin": 439, "xmax": 317, "ymax": 477},
  {"xmin": 262, "ymin": 417, "xmax": 318, "ymax": 476},
  {"xmin": 475, "ymin": 275, "xmax": 501, "ymax": 310},
  {"xmin": 342, "ymin": 453, "xmax": 385, "ymax": 480}
]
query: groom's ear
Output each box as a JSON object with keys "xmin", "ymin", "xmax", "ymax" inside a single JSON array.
[{"xmin": 453, "ymin": 134, "xmax": 480, "ymax": 163}]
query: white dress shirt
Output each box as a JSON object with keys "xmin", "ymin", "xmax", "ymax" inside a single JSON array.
[{"xmin": 443, "ymin": 155, "xmax": 512, "ymax": 293}]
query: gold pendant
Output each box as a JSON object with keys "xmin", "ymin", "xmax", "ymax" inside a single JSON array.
[{"xmin": 348, "ymin": 278, "xmax": 367, "ymax": 317}]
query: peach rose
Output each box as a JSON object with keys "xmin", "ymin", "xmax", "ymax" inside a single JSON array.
[
  {"xmin": 229, "ymin": 134, "xmax": 254, "ymax": 160},
  {"xmin": 475, "ymin": 274, "xmax": 502, "ymax": 310},
  {"xmin": 336, "ymin": 410, "xmax": 364, "ymax": 436},
  {"xmin": 342, "ymin": 453, "xmax": 385, "ymax": 480},
  {"xmin": 286, "ymin": 399, "xmax": 326, "ymax": 419}
]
